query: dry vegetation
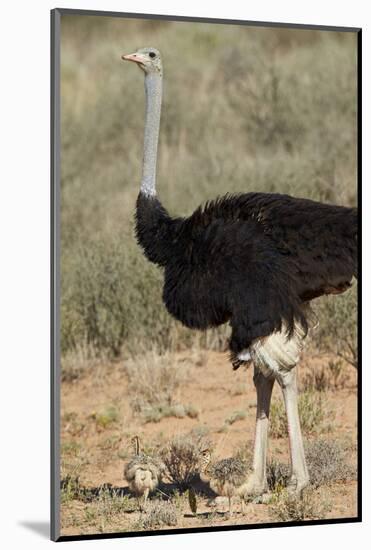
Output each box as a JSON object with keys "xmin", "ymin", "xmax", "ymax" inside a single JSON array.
[{"xmin": 59, "ymin": 14, "xmax": 358, "ymax": 537}]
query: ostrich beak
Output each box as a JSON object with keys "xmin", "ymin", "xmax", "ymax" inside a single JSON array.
[{"xmin": 121, "ymin": 53, "xmax": 147, "ymax": 65}]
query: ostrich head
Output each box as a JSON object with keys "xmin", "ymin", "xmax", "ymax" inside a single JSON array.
[{"xmin": 122, "ymin": 47, "xmax": 162, "ymax": 75}]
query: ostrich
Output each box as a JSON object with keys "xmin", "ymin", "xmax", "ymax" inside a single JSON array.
[
  {"xmin": 198, "ymin": 449, "xmax": 249, "ymax": 517},
  {"xmin": 121, "ymin": 48, "xmax": 357, "ymax": 497},
  {"xmin": 124, "ymin": 436, "xmax": 165, "ymax": 510}
]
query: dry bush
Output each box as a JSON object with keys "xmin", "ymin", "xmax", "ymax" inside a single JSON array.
[
  {"xmin": 61, "ymin": 343, "xmax": 107, "ymax": 382},
  {"xmin": 141, "ymin": 403, "xmax": 199, "ymax": 424},
  {"xmin": 161, "ymin": 432, "xmax": 211, "ymax": 490},
  {"xmin": 312, "ymin": 285, "xmax": 357, "ymax": 368},
  {"xmin": 61, "ymin": 238, "xmax": 174, "ymax": 357},
  {"xmin": 95, "ymin": 488, "xmax": 135, "ymax": 518},
  {"xmin": 267, "ymin": 439, "xmax": 355, "ymax": 493},
  {"xmin": 225, "ymin": 410, "xmax": 247, "ymax": 425},
  {"xmin": 267, "ymin": 460, "xmax": 291, "ymax": 492},
  {"xmin": 134, "ymin": 501, "xmax": 178, "ymax": 530},
  {"xmin": 270, "ymin": 488, "xmax": 328, "ymax": 522},
  {"xmin": 61, "ymin": 475, "xmax": 84, "ymax": 504},
  {"xmin": 305, "ymin": 439, "xmax": 356, "ymax": 488},
  {"xmin": 269, "ymin": 392, "xmax": 327, "ymax": 439},
  {"xmin": 300, "ymin": 359, "xmax": 352, "ymax": 392},
  {"xmin": 125, "ymin": 351, "xmax": 198, "ymax": 422}
]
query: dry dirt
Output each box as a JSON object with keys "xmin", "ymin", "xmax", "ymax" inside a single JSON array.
[{"xmin": 60, "ymin": 350, "xmax": 358, "ymax": 536}]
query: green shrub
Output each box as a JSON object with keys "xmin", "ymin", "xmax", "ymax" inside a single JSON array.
[
  {"xmin": 313, "ymin": 285, "xmax": 357, "ymax": 368},
  {"xmin": 270, "ymin": 391, "xmax": 327, "ymax": 438},
  {"xmin": 61, "ymin": 238, "xmax": 171, "ymax": 357},
  {"xmin": 91, "ymin": 405, "xmax": 119, "ymax": 429},
  {"xmin": 125, "ymin": 350, "xmax": 197, "ymax": 422}
]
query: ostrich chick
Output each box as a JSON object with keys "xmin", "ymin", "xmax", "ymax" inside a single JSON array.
[
  {"xmin": 199, "ymin": 450, "xmax": 249, "ymax": 517},
  {"xmin": 124, "ymin": 436, "xmax": 165, "ymax": 511}
]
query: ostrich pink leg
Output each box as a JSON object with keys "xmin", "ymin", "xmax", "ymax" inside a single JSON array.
[
  {"xmin": 277, "ymin": 368, "xmax": 309, "ymax": 493},
  {"xmin": 242, "ymin": 367, "xmax": 275, "ymax": 495}
]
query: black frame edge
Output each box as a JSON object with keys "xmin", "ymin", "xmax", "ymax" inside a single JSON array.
[
  {"xmin": 356, "ymin": 28, "xmax": 362, "ymax": 522},
  {"xmin": 51, "ymin": 7, "xmax": 61, "ymax": 543},
  {"xmin": 56, "ymin": 517, "xmax": 361, "ymax": 543}
]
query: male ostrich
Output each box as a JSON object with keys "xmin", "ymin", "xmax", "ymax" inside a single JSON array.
[
  {"xmin": 124, "ymin": 436, "xmax": 165, "ymax": 510},
  {"xmin": 122, "ymin": 48, "xmax": 357, "ymax": 497}
]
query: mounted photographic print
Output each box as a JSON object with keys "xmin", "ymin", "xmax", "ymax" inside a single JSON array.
[{"xmin": 51, "ymin": 8, "xmax": 361, "ymax": 542}]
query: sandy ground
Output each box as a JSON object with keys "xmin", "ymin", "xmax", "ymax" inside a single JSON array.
[{"xmin": 60, "ymin": 351, "xmax": 358, "ymax": 536}]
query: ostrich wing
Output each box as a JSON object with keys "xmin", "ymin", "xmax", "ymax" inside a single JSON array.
[
  {"xmin": 189, "ymin": 193, "xmax": 357, "ymax": 359},
  {"xmin": 233, "ymin": 193, "xmax": 356, "ymax": 292}
]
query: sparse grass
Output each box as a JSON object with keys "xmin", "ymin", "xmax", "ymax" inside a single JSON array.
[
  {"xmin": 270, "ymin": 488, "xmax": 328, "ymax": 522},
  {"xmin": 269, "ymin": 391, "xmax": 328, "ymax": 438},
  {"xmin": 141, "ymin": 403, "xmax": 199, "ymax": 423},
  {"xmin": 267, "ymin": 438, "xmax": 355, "ymax": 493},
  {"xmin": 95, "ymin": 488, "xmax": 135, "ymax": 518},
  {"xmin": 74, "ymin": 488, "xmax": 136, "ymax": 533},
  {"xmin": 125, "ymin": 351, "xmax": 198, "ymax": 423},
  {"xmin": 61, "ymin": 411, "xmax": 86, "ymax": 437},
  {"xmin": 61, "ymin": 343, "xmax": 107, "ymax": 382},
  {"xmin": 313, "ymin": 286, "xmax": 357, "ymax": 368},
  {"xmin": 229, "ymin": 384, "xmax": 249, "ymax": 397},
  {"xmin": 225, "ymin": 410, "xmax": 247, "ymax": 425},
  {"xmin": 99, "ymin": 435, "xmax": 122, "ymax": 451},
  {"xmin": 61, "ymin": 440, "xmax": 82, "ymax": 457},
  {"xmin": 217, "ymin": 411, "xmax": 249, "ymax": 433},
  {"xmin": 301, "ymin": 358, "xmax": 352, "ymax": 392},
  {"xmin": 133, "ymin": 501, "xmax": 178, "ymax": 530},
  {"xmin": 161, "ymin": 432, "xmax": 211, "ymax": 490},
  {"xmin": 90, "ymin": 405, "xmax": 119, "ymax": 429},
  {"xmin": 305, "ymin": 439, "xmax": 356, "ymax": 488},
  {"xmin": 61, "ymin": 475, "xmax": 84, "ymax": 504}
]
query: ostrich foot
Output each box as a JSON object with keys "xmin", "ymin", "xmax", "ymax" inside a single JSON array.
[
  {"xmin": 239, "ymin": 473, "xmax": 268, "ymax": 499},
  {"xmin": 206, "ymin": 496, "xmax": 228, "ymax": 508},
  {"xmin": 286, "ymin": 476, "xmax": 310, "ymax": 497},
  {"xmin": 251, "ymin": 493, "xmax": 271, "ymax": 505}
]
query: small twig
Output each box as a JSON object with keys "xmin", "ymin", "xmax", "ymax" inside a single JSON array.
[{"xmin": 155, "ymin": 488, "xmax": 171, "ymax": 500}]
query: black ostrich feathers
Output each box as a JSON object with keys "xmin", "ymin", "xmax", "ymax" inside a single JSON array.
[{"xmin": 135, "ymin": 191, "xmax": 357, "ymax": 363}]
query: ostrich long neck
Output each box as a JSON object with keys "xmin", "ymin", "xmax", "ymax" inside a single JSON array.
[
  {"xmin": 135, "ymin": 69, "xmax": 179, "ymax": 267},
  {"xmin": 141, "ymin": 72, "xmax": 162, "ymax": 196}
]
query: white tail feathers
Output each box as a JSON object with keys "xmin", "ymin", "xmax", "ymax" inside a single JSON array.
[{"xmin": 250, "ymin": 307, "xmax": 318, "ymax": 377}]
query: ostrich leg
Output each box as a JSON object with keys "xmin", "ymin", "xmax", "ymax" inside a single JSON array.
[
  {"xmin": 242, "ymin": 366, "xmax": 275, "ymax": 496},
  {"xmin": 143, "ymin": 487, "xmax": 150, "ymax": 511},
  {"xmin": 276, "ymin": 367, "xmax": 309, "ymax": 494}
]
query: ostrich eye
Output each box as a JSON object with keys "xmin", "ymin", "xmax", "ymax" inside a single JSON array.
[{"xmin": 149, "ymin": 51, "xmax": 156, "ymax": 58}]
